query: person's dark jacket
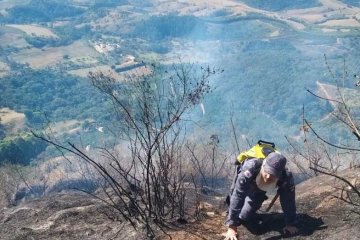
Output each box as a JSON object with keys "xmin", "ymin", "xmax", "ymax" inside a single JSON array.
[{"xmin": 225, "ymin": 158, "xmax": 296, "ymax": 226}]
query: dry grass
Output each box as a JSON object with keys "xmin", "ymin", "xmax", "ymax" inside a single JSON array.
[
  {"xmin": 10, "ymin": 40, "xmax": 100, "ymax": 69},
  {"xmin": 319, "ymin": 18, "xmax": 360, "ymax": 28},
  {"xmin": 51, "ymin": 21, "xmax": 71, "ymax": 27},
  {"xmin": 47, "ymin": 119, "xmax": 83, "ymax": 136},
  {"xmin": 284, "ymin": 0, "xmax": 360, "ymax": 29},
  {"xmin": 283, "ymin": 5, "xmax": 329, "ymax": 24},
  {"xmin": 90, "ymin": 5, "xmax": 142, "ymax": 31},
  {"xmin": 0, "ymin": 154, "xmax": 98, "ymax": 208},
  {"xmin": 0, "ymin": 165, "xmax": 23, "ymax": 208},
  {"xmin": 69, "ymin": 65, "xmax": 151, "ymax": 81},
  {"xmin": 68, "ymin": 65, "xmax": 124, "ymax": 81},
  {"xmin": 0, "ymin": 62, "xmax": 10, "ymax": 78},
  {"xmin": 0, "ymin": 108, "xmax": 26, "ymax": 133},
  {"xmin": 0, "ymin": 31, "xmax": 31, "ymax": 48},
  {"xmin": 0, "ymin": 0, "xmax": 29, "ymax": 11},
  {"xmin": 319, "ymin": 0, "xmax": 353, "ymax": 10},
  {"xmin": 37, "ymin": 155, "xmax": 96, "ymax": 188},
  {"xmin": 317, "ymin": 81, "xmax": 360, "ymax": 108},
  {"xmin": 152, "ymin": 0, "xmax": 306, "ymax": 31},
  {"xmin": 321, "ymin": 28, "xmax": 338, "ymax": 33},
  {"xmin": 6, "ymin": 24, "xmax": 59, "ymax": 38},
  {"xmin": 69, "ymin": 65, "xmax": 112, "ymax": 76},
  {"xmin": 153, "ymin": 0, "xmax": 241, "ymax": 16},
  {"xmin": 269, "ymin": 30, "xmax": 280, "ymax": 37}
]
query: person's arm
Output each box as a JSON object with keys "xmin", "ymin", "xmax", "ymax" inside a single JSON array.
[
  {"xmin": 278, "ymin": 171, "xmax": 298, "ymax": 234},
  {"xmin": 226, "ymin": 165, "xmax": 242, "ymax": 206},
  {"xmin": 223, "ymin": 170, "xmax": 250, "ymax": 240},
  {"xmin": 225, "ymin": 162, "xmax": 254, "ymax": 226}
]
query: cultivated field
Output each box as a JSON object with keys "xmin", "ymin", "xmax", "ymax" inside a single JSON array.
[
  {"xmin": 152, "ymin": 0, "xmax": 360, "ymax": 32},
  {"xmin": 0, "ymin": 28, "xmax": 31, "ymax": 49},
  {"xmin": 284, "ymin": 0, "xmax": 360, "ymax": 29},
  {"xmin": 10, "ymin": 40, "xmax": 100, "ymax": 69},
  {"xmin": 68, "ymin": 65, "xmax": 121, "ymax": 80},
  {"xmin": 68, "ymin": 65, "xmax": 151, "ymax": 82},
  {"xmin": 6, "ymin": 24, "xmax": 59, "ymax": 38},
  {"xmin": 5, "ymin": 0, "xmax": 357, "ymax": 73}
]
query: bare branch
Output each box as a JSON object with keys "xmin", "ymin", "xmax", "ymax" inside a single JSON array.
[
  {"xmin": 304, "ymin": 119, "xmax": 360, "ymax": 151},
  {"xmin": 306, "ymin": 88, "xmax": 343, "ymax": 104},
  {"xmin": 309, "ymin": 167, "xmax": 360, "ymax": 197}
]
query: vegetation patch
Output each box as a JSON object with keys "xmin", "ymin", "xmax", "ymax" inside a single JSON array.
[
  {"xmin": 23, "ymin": 24, "xmax": 92, "ymax": 48},
  {"xmin": 132, "ymin": 14, "xmax": 207, "ymax": 40},
  {"xmin": 92, "ymin": 0, "xmax": 128, "ymax": 8},
  {"xmin": 0, "ymin": 133, "xmax": 47, "ymax": 165},
  {"xmin": 240, "ymin": 0, "xmax": 320, "ymax": 12},
  {"xmin": 0, "ymin": 68, "xmax": 112, "ymax": 127},
  {"xmin": 3, "ymin": 0, "xmax": 85, "ymax": 23}
]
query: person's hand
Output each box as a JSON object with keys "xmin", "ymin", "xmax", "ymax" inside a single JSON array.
[
  {"xmin": 283, "ymin": 225, "xmax": 299, "ymax": 235},
  {"xmin": 222, "ymin": 226, "xmax": 238, "ymax": 240}
]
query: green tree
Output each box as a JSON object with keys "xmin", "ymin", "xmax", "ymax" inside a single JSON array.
[{"xmin": 0, "ymin": 133, "xmax": 47, "ymax": 165}]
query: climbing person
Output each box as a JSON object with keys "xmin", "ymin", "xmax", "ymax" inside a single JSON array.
[{"xmin": 223, "ymin": 152, "xmax": 298, "ymax": 240}]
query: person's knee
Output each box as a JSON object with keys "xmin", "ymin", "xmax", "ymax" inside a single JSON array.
[{"xmin": 239, "ymin": 208, "xmax": 253, "ymax": 221}]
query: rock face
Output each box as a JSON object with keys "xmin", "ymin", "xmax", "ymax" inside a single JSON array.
[{"xmin": 0, "ymin": 169, "xmax": 359, "ymax": 240}]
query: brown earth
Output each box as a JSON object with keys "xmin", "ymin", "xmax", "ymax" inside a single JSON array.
[
  {"xmin": 0, "ymin": 168, "xmax": 359, "ymax": 240},
  {"xmin": 162, "ymin": 168, "xmax": 360, "ymax": 240}
]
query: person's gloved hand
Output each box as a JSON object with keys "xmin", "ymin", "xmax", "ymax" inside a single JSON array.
[
  {"xmin": 283, "ymin": 225, "xmax": 299, "ymax": 235},
  {"xmin": 222, "ymin": 226, "xmax": 238, "ymax": 240}
]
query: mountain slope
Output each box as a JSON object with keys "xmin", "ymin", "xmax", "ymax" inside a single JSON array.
[{"xmin": 0, "ymin": 168, "xmax": 359, "ymax": 239}]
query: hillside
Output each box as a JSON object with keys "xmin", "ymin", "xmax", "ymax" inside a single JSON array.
[
  {"xmin": 1, "ymin": 0, "xmax": 360, "ymax": 152},
  {"xmin": 1, "ymin": 1, "xmax": 360, "ymax": 238},
  {"xmin": 0, "ymin": 168, "xmax": 358, "ymax": 239}
]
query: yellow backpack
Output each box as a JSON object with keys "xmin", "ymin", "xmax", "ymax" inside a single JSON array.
[{"xmin": 236, "ymin": 140, "xmax": 277, "ymax": 165}]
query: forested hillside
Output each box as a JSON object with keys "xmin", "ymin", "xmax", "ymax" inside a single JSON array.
[{"xmin": 0, "ymin": 0, "xmax": 359, "ymax": 161}]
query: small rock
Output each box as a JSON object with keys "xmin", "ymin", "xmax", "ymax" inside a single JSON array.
[{"xmin": 206, "ymin": 212, "xmax": 215, "ymax": 217}]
